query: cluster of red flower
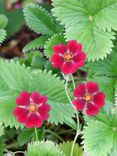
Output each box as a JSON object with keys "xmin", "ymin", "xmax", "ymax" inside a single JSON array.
[{"xmin": 14, "ymin": 40, "xmax": 106, "ymax": 128}]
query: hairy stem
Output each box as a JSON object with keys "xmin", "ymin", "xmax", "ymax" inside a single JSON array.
[{"xmin": 63, "ymin": 73, "xmax": 80, "ymax": 156}]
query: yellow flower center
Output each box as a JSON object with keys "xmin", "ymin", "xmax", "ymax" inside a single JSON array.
[
  {"xmin": 85, "ymin": 93, "xmax": 93, "ymax": 102},
  {"xmin": 28, "ymin": 103, "xmax": 37, "ymax": 113},
  {"xmin": 64, "ymin": 52, "xmax": 73, "ymax": 61}
]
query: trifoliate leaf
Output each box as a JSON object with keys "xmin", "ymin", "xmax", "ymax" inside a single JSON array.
[
  {"xmin": 0, "ymin": 15, "xmax": 8, "ymax": 29},
  {"xmin": 82, "ymin": 120, "xmax": 114, "ymax": 156},
  {"xmin": 27, "ymin": 140, "xmax": 65, "ymax": 156},
  {"xmin": 0, "ymin": 29, "xmax": 6, "ymax": 45},
  {"xmin": 44, "ymin": 34, "xmax": 66, "ymax": 58},
  {"xmin": 52, "ymin": 0, "xmax": 116, "ymax": 61},
  {"xmin": 59, "ymin": 141, "xmax": 83, "ymax": 156},
  {"xmin": 23, "ymin": 36, "xmax": 49, "ymax": 53},
  {"xmin": 24, "ymin": 3, "xmax": 57, "ymax": 35}
]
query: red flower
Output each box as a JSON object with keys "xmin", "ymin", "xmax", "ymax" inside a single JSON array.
[
  {"xmin": 13, "ymin": 91, "xmax": 51, "ymax": 128},
  {"xmin": 72, "ymin": 82, "xmax": 106, "ymax": 116},
  {"xmin": 50, "ymin": 40, "xmax": 86, "ymax": 74}
]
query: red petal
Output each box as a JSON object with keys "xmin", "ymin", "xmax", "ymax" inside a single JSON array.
[
  {"xmin": 86, "ymin": 82, "xmax": 99, "ymax": 94},
  {"xmin": 38, "ymin": 104, "xmax": 51, "ymax": 120},
  {"xmin": 53, "ymin": 44, "xmax": 67, "ymax": 54},
  {"xmin": 13, "ymin": 107, "xmax": 29, "ymax": 123},
  {"xmin": 86, "ymin": 104, "xmax": 100, "ymax": 116},
  {"xmin": 50, "ymin": 54, "xmax": 64, "ymax": 68},
  {"xmin": 72, "ymin": 99, "xmax": 85, "ymax": 111},
  {"xmin": 73, "ymin": 52, "xmax": 86, "ymax": 63},
  {"xmin": 25, "ymin": 114, "xmax": 43, "ymax": 128},
  {"xmin": 16, "ymin": 91, "xmax": 30, "ymax": 106},
  {"xmin": 67, "ymin": 40, "xmax": 78, "ymax": 53},
  {"xmin": 93, "ymin": 92, "xmax": 106, "ymax": 107},
  {"xmin": 74, "ymin": 83, "xmax": 86, "ymax": 97},
  {"xmin": 61, "ymin": 62, "xmax": 76, "ymax": 74},
  {"xmin": 76, "ymin": 43, "xmax": 83, "ymax": 52},
  {"xmin": 31, "ymin": 92, "xmax": 48, "ymax": 104}
]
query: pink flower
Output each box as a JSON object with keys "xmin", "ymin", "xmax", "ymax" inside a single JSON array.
[
  {"xmin": 72, "ymin": 82, "xmax": 106, "ymax": 116},
  {"xmin": 50, "ymin": 40, "xmax": 86, "ymax": 74},
  {"xmin": 14, "ymin": 91, "xmax": 51, "ymax": 128}
]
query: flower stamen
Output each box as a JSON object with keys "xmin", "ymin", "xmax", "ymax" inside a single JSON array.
[
  {"xmin": 85, "ymin": 93, "xmax": 93, "ymax": 102},
  {"xmin": 28, "ymin": 103, "xmax": 37, "ymax": 113},
  {"xmin": 64, "ymin": 52, "xmax": 73, "ymax": 61}
]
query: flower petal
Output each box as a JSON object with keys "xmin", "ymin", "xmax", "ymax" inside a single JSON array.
[
  {"xmin": 93, "ymin": 92, "xmax": 106, "ymax": 107},
  {"xmin": 87, "ymin": 82, "xmax": 99, "ymax": 94},
  {"xmin": 74, "ymin": 83, "xmax": 86, "ymax": 97},
  {"xmin": 53, "ymin": 44, "xmax": 67, "ymax": 54},
  {"xmin": 13, "ymin": 107, "xmax": 29, "ymax": 123},
  {"xmin": 38, "ymin": 104, "xmax": 51, "ymax": 120},
  {"xmin": 62, "ymin": 62, "xmax": 76, "ymax": 74},
  {"xmin": 16, "ymin": 91, "xmax": 30, "ymax": 106},
  {"xmin": 25, "ymin": 113, "xmax": 43, "ymax": 128},
  {"xmin": 31, "ymin": 92, "xmax": 48, "ymax": 104},
  {"xmin": 86, "ymin": 104, "xmax": 100, "ymax": 116},
  {"xmin": 72, "ymin": 99, "xmax": 85, "ymax": 111},
  {"xmin": 50, "ymin": 54, "xmax": 64, "ymax": 68},
  {"xmin": 67, "ymin": 40, "xmax": 78, "ymax": 53},
  {"xmin": 73, "ymin": 52, "xmax": 86, "ymax": 64},
  {"xmin": 76, "ymin": 43, "xmax": 83, "ymax": 52}
]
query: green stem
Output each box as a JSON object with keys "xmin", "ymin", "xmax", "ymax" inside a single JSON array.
[
  {"xmin": 71, "ymin": 74, "xmax": 76, "ymax": 90},
  {"xmin": 63, "ymin": 74, "xmax": 80, "ymax": 156},
  {"xmin": 45, "ymin": 130, "xmax": 64, "ymax": 142},
  {"xmin": 35, "ymin": 127, "xmax": 38, "ymax": 141},
  {"xmin": 70, "ymin": 130, "xmax": 79, "ymax": 156}
]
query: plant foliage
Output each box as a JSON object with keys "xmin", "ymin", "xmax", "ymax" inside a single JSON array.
[
  {"xmin": 24, "ymin": 3, "xmax": 61, "ymax": 35},
  {"xmin": 0, "ymin": 60, "xmax": 75, "ymax": 128},
  {"xmin": 52, "ymin": 0, "xmax": 117, "ymax": 61},
  {"xmin": 27, "ymin": 140, "xmax": 65, "ymax": 156}
]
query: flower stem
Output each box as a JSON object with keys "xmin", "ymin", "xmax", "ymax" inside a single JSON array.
[
  {"xmin": 35, "ymin": 127, "xmax": 38, "ymax": 141},
  {"xmin": 63, "ymin": 74, "xmax": 80, "ymax": 156}
]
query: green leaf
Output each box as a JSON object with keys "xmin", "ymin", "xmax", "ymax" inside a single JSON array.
[
  {"xmin": 0, "ymin": 29, "xmax": 6, "ymax": 45},
  {"xmin": 31, "ymin": 52, "xmax": 46, "ymax": 70},
  {"xmin": 82, "ymin": 120, "xmax": 114, "ymax": 156},
  {"xmin": 6, "ymin": 9, "xmax": 24, "ymax": 37},
  {"xmin": 109, "ymin": 136, "xmax": 117, "ymax": 156},
  {"xmin": 23, "ymin": 36, "xmax": 49, "ymax": 53},
  {"xmin": 0, "ymin": 124, "xmax": 4, "ymax": 137},
  {"xmin": 82, "ymin": 0, "xmax": 117, "ymax": 31},
  {"xmin": 59, "ymin": 141, "xmax": 83, "ymax": 156},
  {"xmin": 52, "ymin": 0, "xmax": 116, "ymax": 61},
  {"xmin": 0, "ymin": 60, "xmax": 74, "ymax": 127},
  {"xmin": 66, "ymin": 22, "xmax": 114, "ymax": 61},
  {"xmin": 87, "ymin": 76, "xmax": 116, "ymax": 102},
  {"xmin": 24, "ymin": 3, "xmax": 57, "ymax": 35},
  {"xmin": 86, "ymin": 47, "xmax": 117, "ymax": 77},
  {"xmin": 27, "ymin": 140, "xmax": 65, "ymax": 156},
  {"xmin": 0, "ymin": 138, "xmax": 5, "ymax": 156},
  {"xmin": 18, "ymin": 129, "xmax": 34, "ymax": 146},
  {"xmin": 44, "ymin": 34, "xmax": 66, "ymax": 58},
  {"xmin": 0, "ymin": 14, "xmax": 8, "ymax": 29},
  {"xmin": 48, "ymin": 102, "xmax": 76, "ymax": 127}
]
